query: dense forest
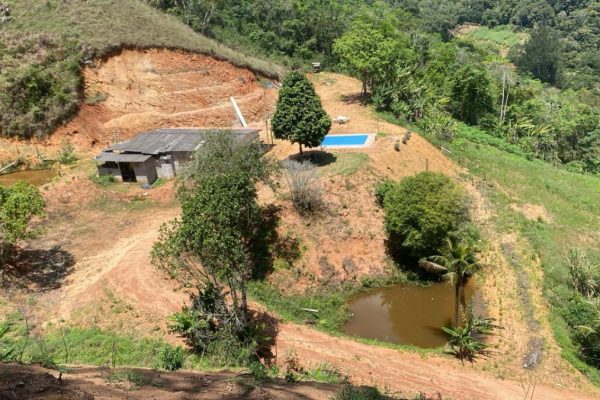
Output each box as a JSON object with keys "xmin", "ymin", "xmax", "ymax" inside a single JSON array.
[{"xmin": 147, "ymin": 0, "xmax": 600, "ymax": 373}]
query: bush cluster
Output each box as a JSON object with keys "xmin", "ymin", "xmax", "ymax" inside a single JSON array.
[{"xmin": 382, "ymin": 172, "xmax": 470, "ymax": 261}]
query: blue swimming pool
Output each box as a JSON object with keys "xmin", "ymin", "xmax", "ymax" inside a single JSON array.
[{"xmin": 321, "ymin": 134, "xmax": 370, "ymax": 147}]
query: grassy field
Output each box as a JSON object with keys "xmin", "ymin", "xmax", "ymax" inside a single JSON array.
[
  {"xmin": 457, "ymin": 25, "xmax": 526, "ymax": 55},
  {"xmin": 0, "ymin": 0, "xmax": 280, "ymax": 139}
]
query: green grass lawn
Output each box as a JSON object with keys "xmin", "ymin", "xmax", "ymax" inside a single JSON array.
[{"xmin": 317, "ymin": 153, "xmax": 370, "ymax": 177}]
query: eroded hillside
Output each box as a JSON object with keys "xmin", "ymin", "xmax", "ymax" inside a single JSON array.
[{"xmin": 50, "ymin": 49, "xmax": 275, "ymax": 149}]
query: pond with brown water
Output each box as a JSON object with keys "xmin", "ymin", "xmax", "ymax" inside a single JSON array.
[
  {"xmin": 343, "ymin": 280, "xmax": 477, "ymax": 348},
  {"xmin": 0, "ymin": 169, "xmax": 56, "ymax": 186}
]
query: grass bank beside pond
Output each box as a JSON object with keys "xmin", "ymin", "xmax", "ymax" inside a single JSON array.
[
  {"xmin": 248, "ymin": 272, "xmax": 445, "ymax": 355},
  {"xmin": 380, "ymin": 112, "xmax": 600, "ymax": 384}
]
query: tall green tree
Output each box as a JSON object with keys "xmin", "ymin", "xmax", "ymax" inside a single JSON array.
[
  {"xmin": 152, "ymin": 172, "xmax": 258, "ymax": 344},
  {"xmin": 0, "ymin": 181, "xmax": 46, "ymax": 265},
  {"xmin": 271, "ymin": 71, "xmax": 331, "ymax": 155},
  {"xmin": 333, "ymin": 8, "xmax": 409, "ymax": 97},
  {"xmin": 176, "ymin": 129, "xmax": 275, "ymax": 201},
  {"xmin": 514, "ymin": 25, "xmax": 563, "ymax": 85},
  {"xmin": 450, "ymin": 65, "xmax": 494, "ymax": 125},
  {"xmin": 152, "ymin": 131, "xmax": 274, "ymax": 347}
]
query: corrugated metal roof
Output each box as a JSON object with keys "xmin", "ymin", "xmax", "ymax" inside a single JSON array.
[
  {"xmin": 106, "ymin": 128, "xmax": 260, "ymax": 155},
  {"xmin": 95, "ymin": 152, "xmax": 152, "ymax": 163}
]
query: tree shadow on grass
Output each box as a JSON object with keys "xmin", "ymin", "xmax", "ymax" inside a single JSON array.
[
  {"xmin": 1, "ymin": 245, "xmax": 75, "ymax": 292},
  {"xmin": 252, "ymin": 204, "xmax": 302, "ymax": 280},
  {"xmin": 249, "ymin": 309, "xmax": 280, "ymax": 365},
  {"xmin": 289, "ymin": 150, "xmax": 337, "ymax": 167}
]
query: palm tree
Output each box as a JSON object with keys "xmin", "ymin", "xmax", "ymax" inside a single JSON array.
[{"xmin": 419, "ymin": 238, "xmax": 481, "ymax": 327}]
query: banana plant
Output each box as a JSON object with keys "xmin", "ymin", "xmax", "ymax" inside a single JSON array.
[{"xmin": 441, "ymin": 305, "xmax": 499, "ymax": 362}]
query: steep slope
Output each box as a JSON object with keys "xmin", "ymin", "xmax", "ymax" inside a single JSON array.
[{"xmin": 50, "ymin": 49, "xmax": 275, "ymax": 149}]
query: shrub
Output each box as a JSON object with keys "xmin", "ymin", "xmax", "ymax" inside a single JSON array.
[
  {"xmin": 0, "ymin": 181, "xmax": 46, "ymax": 264},
  {"xmin": 418, "ymin": 112, "xmax": 457, "ymax": 142},
  {"xmin": 384, "ymin": 172, "xmax": 469, "ymax": 260},
  {"xmin": 57, "ymin": 139, "xmax": 77, "ymax": 165},
  {"xmin": 333, "ymin": 386, "xmax": 384, "ymax": 400},
  {"xmin": 90, "ymin": 174, "xmax": 116, "ymax": 186},
  {"xmin": 158, "ymin": 345, "xmax": 185, "ymax": 371},
  {"xmin": 374, "ymin": 179, "xmax": 394, "ymax": 207},
  {"xmin": 442, "ymin": 309, "xmax": 498, "ymax": 362},
  {"xmin": 560, "ymin": 295, "xmax": 600, "ymax": 366},
  {"xmin": 281, "ymin": 159, "xmax": 324, "ymax": 213}
]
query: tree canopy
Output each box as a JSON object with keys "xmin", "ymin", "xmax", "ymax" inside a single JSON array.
[
  {"xmin": 383, "ymin": 173, "xmax": 470, "ymax": 261},
  {"xmin": 271, "ymin": 71, "xmax": 331, "ymax": 154},
  {"xmin": 450, "ymin": 65, "xmax": 494, "ymax": 125},
  {"xmin": 333, "ymin": 7, "xmax": 412, "ymax": 96},
  {"xmin": 0, "ymin": 181, "xmax": 46, "ymax": 264},
  {"xmin": 152, "ymin": 131, "xmax": 273, "ymax": 355},
  {"xmin": 513, "ymin": 25, "xmax": 563, "ymax": 86}
]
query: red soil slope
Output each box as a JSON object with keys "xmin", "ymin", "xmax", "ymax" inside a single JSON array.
[{"xmin": 49, "ymin": 48, "xmax": 273, "ymax": 150}]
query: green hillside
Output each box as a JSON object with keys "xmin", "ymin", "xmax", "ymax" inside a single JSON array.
[{"xmin": 0, "ymin": 0, "xmax": 280, "ymax": 139}]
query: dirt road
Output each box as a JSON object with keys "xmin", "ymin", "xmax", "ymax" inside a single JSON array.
[{"xmin": 276, "ymin": 323, "xmax": 595, "ymax": 400}]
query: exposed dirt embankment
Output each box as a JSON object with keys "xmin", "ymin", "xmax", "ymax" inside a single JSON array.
[
  {"xmin": 0, "ymin": 363, "xmax": 339, "ymax": 400},
  {"xmin": 49, "ymin": 48, "xmax": 273, "ymax": 150}
]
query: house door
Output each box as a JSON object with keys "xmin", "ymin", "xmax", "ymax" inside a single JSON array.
[{"xmin": 119, "ymin": 163, "xmax": 137, "ymax": 183}]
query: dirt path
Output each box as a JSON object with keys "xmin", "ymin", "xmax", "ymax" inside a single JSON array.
[{"xmin": 276, "ymin": 323, "xmax": 594, "ymax": 400}]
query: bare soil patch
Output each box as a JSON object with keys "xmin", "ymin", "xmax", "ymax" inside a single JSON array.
[
  {"xmin": 0, "ymin": 48, "xmax": 276, "ymax": 164},
  {"xmin": 511, "ymin": 203, "xmax": 553, "ymax": 223},
  {"xmin": 0, "ymin": 363, "xmax": 340, "ymax": 400}
]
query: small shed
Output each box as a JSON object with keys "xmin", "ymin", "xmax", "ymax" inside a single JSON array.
[{"xmin": 95, "ymin": 128, "xmax": 260, "ymax": 184}]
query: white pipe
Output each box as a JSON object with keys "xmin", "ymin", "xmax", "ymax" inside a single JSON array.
[
  {"xmin": 0, "ymin": 160, "xmax": 18, "ymax": 174},
  {"xmin": 230, "ymin": 96, "xmax": 247, "ymax": 127}
]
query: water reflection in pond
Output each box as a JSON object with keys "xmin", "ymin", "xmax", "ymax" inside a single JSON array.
[
  {"xmin": 343, "ymin": 280, "xmax": 477, "ymax": 348},
  {"xmin": 0, "ymin": 170, "xmax": 56, "ymax": 186}
]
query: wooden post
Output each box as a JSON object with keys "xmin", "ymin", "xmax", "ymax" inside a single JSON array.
[{"xmin": 425, "ymin": 159, "xmax": 429, "ymax": 172}]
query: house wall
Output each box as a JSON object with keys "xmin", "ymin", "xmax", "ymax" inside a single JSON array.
[
  {"xmin": 96, "ymin": 149, "xmax": 196, "ymax": 184},
  {"xmin": 155, "ymin": 155, "xmax": 175, "ymax": 179},
  {"xmin": 132, "ymin": 159, "xmax": 158, "ymax": 185}
]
